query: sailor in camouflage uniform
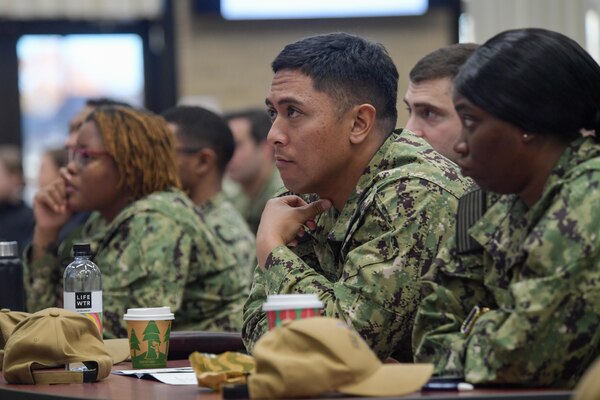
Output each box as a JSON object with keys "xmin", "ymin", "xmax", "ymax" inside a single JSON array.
[
  {"xmin": 223, "ymin": 169, "xmax": 283, "ymax": 235},
  {"xmin": 162, "ymin": 105, "xmax": 256, "ymax": 281},
  {"xmin": 223, "ymin": 108, "xmax": 284, "ymax": 235},
  {"xmin": 242, "ymin": 32, "xmax": 473, "ymax": 361},
  {"xmin": 413, "ymin": 28, "xmax": 600, "ymax": 388},
  {"xmin": 195, "ymin": 193, "xmax": 255, "ymax": 282},
  {"xmin": 24, "ymin": 106, "xmax": 247, "ymax": 338}
]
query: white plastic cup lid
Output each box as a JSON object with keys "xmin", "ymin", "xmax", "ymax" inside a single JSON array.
[
  {"xmin": 123, "ymin": 306, "xmax": 174, "ymax": 321},
  {"xmin": 262, "ymin": 294, "xmax": 324, "ymax": 312}
]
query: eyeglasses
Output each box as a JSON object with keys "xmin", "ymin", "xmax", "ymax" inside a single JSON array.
[{"xmin": 68, "ymin": 148, "xmax": 111, "ymax": 168}]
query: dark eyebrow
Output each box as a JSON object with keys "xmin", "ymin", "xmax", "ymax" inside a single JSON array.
[
  {"xmin": 454, "ymin": 103, "xmax": 469, "ymax": 113},
  {"xmin": 410, "ymin": 101, "xmax": 442, "ymax": 110},
  {"xmin": 265, "ymin": 96, "xmax": 304, "ymax": 108}
]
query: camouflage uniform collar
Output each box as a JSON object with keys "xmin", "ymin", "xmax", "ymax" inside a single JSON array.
[
  {"xmin": 527, "ymin": 136, "xmax": 600, "ymax": 222},
  {"xmin": 327, "ymin": 130, "xmax": 402, "ymax": 244},
  {"xmin": 198, "ymin": 191, "xmax": 228, "ymax": 214},
  {"xmin": 298, "ymin": 128, "xmax": 464, "ymax": 247},
  {"xmin": 81, "ymin": 187, "xmax": 195, "ymax": 253},
  {"xmin": 470, "ymin": 137, "xmax": 600, "ymax": 260},
  {"xmin": 356, "ymin": 129, "xmax": 403, "ymax": 194},
  {"xmin": 549, "ymin": 137, "xmax": 600, "ymax": 182}
]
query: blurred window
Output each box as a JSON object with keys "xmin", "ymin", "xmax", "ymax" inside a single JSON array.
[{"xmin": 16, "ymin": 33, "xmax": 144, "ymax": 202}]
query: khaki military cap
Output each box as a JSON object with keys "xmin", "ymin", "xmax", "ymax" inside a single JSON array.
[
  {"xmin": 3, "ymin": 308, "xmax": 114, "ymax": 384},
  {"xmin": 574, "ymin": 355, "xmax": 600, "ymax": 400},
  {"xmin": 0, "ymin": 308, "xmax": 30, "ymax": 368},
  {"xmin": 248, "ymin": 317, "xmax": 434, "ymax": 398}
]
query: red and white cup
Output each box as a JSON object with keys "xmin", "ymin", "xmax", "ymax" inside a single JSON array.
[{"xmin": 262, "ymin": 294, "xmax": 324, "ymax": 330}]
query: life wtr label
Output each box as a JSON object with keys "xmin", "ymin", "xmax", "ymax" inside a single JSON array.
[{"xmin": 64, "ymin": 291, "xmax": 103, "ymax": 335}]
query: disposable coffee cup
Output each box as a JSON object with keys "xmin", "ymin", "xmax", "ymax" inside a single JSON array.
[
  {"xmin": 262, "ymin": 294, "xmax": 323, "ymax": 330},
  {"xmin": 123, "ymin": 306, "xmax": 174, "ymax": 369}
]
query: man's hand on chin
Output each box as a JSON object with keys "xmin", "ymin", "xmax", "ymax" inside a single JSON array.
[{"xmin": 255, "ymin": 196, "xmax": 332, "ymax": 268}]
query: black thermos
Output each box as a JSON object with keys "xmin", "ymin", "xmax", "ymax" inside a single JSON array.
[{"xmin": 0, "ymin": 241, "xmax": 25, "ymax": 311}]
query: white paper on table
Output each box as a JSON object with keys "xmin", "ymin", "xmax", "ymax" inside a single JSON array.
[{"xmin": 112, "ymin": 367, "xmax": 201, "ymax": 386}]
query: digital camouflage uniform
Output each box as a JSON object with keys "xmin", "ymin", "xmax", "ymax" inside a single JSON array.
[
  {"xmin": 413, "ymin": 137, "xmax": 600, "ymax": 388},
  {"xmin": 24, "ymin": 188, "xmax": 248, "ymax": 338},
  {"xmin": 242, "ymin": 130, "xmax": 474, "ymax": 361},
  {"xmin": 198, "ymin": 191, "xmax": 256, "ymax": 282},
  {"xmin": 224, "ymin": 168, "xmax": 284, "ymax": 234}
]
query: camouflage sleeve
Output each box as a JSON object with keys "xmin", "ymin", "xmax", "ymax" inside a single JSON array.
[
  {"xmin": 412, "ymin": 243, "xmax": 492, "ymax": 375},
  {"xmin": 463, "ymin": 261, "xmax": 600, "ymax": 387},
  {"xmin": 177, "ymin": 222, "xmax": 249, "ymax": 333},
  {"xmin": 243, "ymin": 178, "xmax": 460, "ymax": 361},
  {"xmin": 22, "ymin": 243, "xmax": 62, "ymax": 312},
  {"xmin": 102, "ymin": 213, "xmax": 191, "ymax": 338},
  {"xmin": 416, "ymin": 178, "xmax": 600, "ymax": 388},
  {"xmin": 242, "ymin": 264, "xmax": 269, "ymax": 349}
]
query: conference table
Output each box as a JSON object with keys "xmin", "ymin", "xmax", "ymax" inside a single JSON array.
[{"xmin": 0, "ymin": 359, "xmax": 575, "ymax": 400}]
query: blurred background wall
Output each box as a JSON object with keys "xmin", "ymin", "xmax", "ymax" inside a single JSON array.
[
  {"xmin": 173, "ymin": 0, "xmax": 458, "ymax": 114},
  {"xmin": 0, "ymin": 0, "xmax": 598, "ymax": 201}
]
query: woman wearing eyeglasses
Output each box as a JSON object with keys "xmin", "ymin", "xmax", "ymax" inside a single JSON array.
[
  {"xmin": 25, "ymin": 106, "xmax": 248, "ymax": 338},
  {"xmin": 412, "ymin": 28, "xmax": 600, "ymax": 388}
]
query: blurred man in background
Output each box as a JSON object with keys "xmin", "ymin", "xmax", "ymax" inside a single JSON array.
[
  {"xmin": 224, "ymin": 109, "xmax": 283, "ymax": 234},
  {"xmin": 162, "ymin": 105, "xmax": 256, "ymax": 280},
  {"xmin": 404, "ymin": 43, "xmax": 479, "ymax": 162},
  {"xmin": 0, "ymin": 145, "xmax": 34, "ymax": 251}
]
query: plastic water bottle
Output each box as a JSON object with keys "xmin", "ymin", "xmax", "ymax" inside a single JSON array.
[
  {"xmin": 63, "ymin": 243, "xmax": 103, "ymax": 335},
  {"xmin": 0, "ymin": 241, "xmax": 25, "ymax": 311}
]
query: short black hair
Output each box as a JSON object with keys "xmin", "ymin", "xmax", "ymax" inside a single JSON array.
[
  {"xmin": 161, "ymin": 105, "xmax": 235, "ymax": 172},
  {"xmin": 455, "ymin": 28, "xmax": 600, "ymax": 142},
  {"xmin": 224, "ymin": 108, "xmax": 272, "ymax": 144},
  {"xmin": 272, "ymin": 32, "xmax": 399, "ymax": 134},
  {"xmin": 410, "ymin": 43, "xmax": 479, "ymax": 83}
]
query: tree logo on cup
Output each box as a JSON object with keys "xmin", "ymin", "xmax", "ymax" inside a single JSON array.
[{"xmin": 124, "ymin": 307, "xmax": 174, "ymax": 369}]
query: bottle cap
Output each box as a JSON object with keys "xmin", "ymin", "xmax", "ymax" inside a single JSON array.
[
  {"xmin": 0, "ymin": 241, "xmax": 18, "ymax": 257},
  {"xmin": 72, "ymin": 243, "xmax": 91, "ymax": 257}
]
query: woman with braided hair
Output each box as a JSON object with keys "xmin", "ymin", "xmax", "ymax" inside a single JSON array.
[{"xmin": 25, "ymin": 106, "xmax": 248, "ymax": 338}]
